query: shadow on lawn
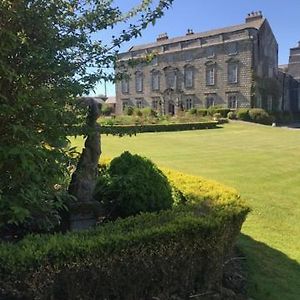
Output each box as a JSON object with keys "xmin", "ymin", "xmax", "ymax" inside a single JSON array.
[{"xmin": 238, "ymin": 234, "xmax": 300, "ymax": 300}]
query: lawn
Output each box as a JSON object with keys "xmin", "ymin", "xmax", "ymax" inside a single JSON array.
[{"xmin": 71, "ymin": 122, "xmax": 300, "ymax": 300}]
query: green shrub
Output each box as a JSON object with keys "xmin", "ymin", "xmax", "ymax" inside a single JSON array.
[
  {"xmin": 213, "ymin": 112, "xmax": 222, "ymax": 121},
  {"xmin": 101, "ymin": 105, "xmax": 113, "ymax": 116},
  {"xmin": 124, "ymin": 106, "xmax": 134, "ymax": 116},
  {"xmin": 207, "ymin": 106, "xmax": 217, "ymax": 116},
  {"xmin": 236, "ymin": 108, "xmax": 250, "ymax": 121},
  {"xmin": 140, "ymin": 107, "xmax": 157, "ymax": 117},
  {"xmin": 134, "ymin": 108, "xmax": 143, "ymax": 117},
  {"xmin": 94, "ymin": 152, "xmax": 173, "ymax": 219},
  {"xmin": 215, "ymin": 108, "xmax": 231, "ymax": 118},
  {"xmin": 227, "ymin": 111, "xmax": 236, "ymax": 120},
  {"xmin": 248, "ymin": 108, "xmax": 273, "ymax": 125},
  {"xmin": 0, "ymin": 168, "xmax": 249, "ymax": 300},
  {"xmin": 197, "ymin": 108, "xmax": 208, "ymax": 116},
  {"xmin": 189, "ymin": 108, "xmax": 198, "ymax": 115},
  {"xmin": 218, "ymin": 118, "xmax": 229, "ymax": 124}
]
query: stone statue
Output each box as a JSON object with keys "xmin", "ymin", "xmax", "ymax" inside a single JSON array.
[{"xmin": 68, "ymin": 97, "xmax": 102, "ymax": 230}]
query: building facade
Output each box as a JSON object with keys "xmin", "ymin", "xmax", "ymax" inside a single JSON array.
[{"xmin": 115, "ymin": 12, "xmax": 300, "ymax": 115}]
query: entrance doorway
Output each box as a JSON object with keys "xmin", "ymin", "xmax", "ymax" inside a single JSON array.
[{"xmin": 168, "ymin": 101, "xmax": 175, "ymax": 115}]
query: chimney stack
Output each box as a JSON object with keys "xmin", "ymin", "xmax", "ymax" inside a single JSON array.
[
  {"xmin": 157, "ymin": 33, "xmax": 169, "ymax": 42},
  {"xmin": 246, "ymin": 11, "xmax": 263, "ymax": 23},
  {"xmin": 186, "ymin": 28, "xmax": 194, "ymax": 36}
]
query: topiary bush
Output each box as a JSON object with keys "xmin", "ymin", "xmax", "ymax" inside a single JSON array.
[
  {"xmin": 94, "ymin": 152, "xmax": 173, "ymax": 219},
  {"xmin": 124, "ymin": 106, "xmax": 134, "ymax": 116},
  {"xmin": 227, "ymin": 111, "xmax": 236, "ymax": 120},
  {"xmin": 236, "ymin": 108, "xmax": 250, "ymax": 121},
  {"xmin": 248, "ymin": 108, "xmax": 274, "ymax": 125},
  {"xmin": 213, "ymin": 112, "xmax": 222, "ymax": 121}
]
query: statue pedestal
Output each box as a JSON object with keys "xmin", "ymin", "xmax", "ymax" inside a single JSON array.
[
  {"xmin": 69, "ymin": 213, "xmax": 96, "ymax": 231},
  {"xmin": 68, "ymin": 201, "xmax": 104, "ymax": 231}
]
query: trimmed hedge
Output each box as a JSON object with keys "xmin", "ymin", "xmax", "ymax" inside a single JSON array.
[
  {"xmin": 248, "ymin": 108, "xmax": 274, "ymax": 125},
  {"xmin": 101, "ymin": 121, "xmax": 218, "ymax": 136},
  {"xmin": 236, "ymin": 109, "xmax": 250, "ymax": 121},
  {"xmin": 0, "ymin": 169, "xmax": 249, "ymax": 300}
]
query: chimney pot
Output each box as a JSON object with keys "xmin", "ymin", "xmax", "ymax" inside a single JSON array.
[
  {"xmin": 157, "ymin": 32, "xmax": 168, "ymax": 42},
  {"xmin": 246, "ymin": 11, "xmax": 263, "ymax": 23},
  {"xmin": 186, "ymin": 28, "xmax": 194, "ymax": 35}
]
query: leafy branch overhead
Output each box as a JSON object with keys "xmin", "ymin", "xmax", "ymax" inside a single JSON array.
[{"xmin": 0, "ymin": 0, "xmax": 173, "ymax": 231}]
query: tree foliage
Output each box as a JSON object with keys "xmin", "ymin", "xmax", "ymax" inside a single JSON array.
[{"xmin": 0, "ymin": 0, "xmax": 173, "ymax": 231}]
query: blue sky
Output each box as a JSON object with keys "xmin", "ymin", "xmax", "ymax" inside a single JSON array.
[{"xmin": 90, "ymin": 0, "xmax": 300, "ymax": 96}]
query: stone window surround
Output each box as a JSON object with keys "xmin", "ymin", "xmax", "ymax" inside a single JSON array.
[
  {"xmin": 206, "ymin": 46, "xmax": 215, "ymax": 58},
  {"xmin": 205, "ymin": 61, "xmax": 216, "ymax": 86},
  {"xmin": 121, "ymin": 99, "xmax": 130, "ymax": 111},
  {"xmin": 205, "ymin": 95, "xmax": 215, "ymax": 108},
  {"xmin": 121, "ymin": 77, "xmax": 130, "ymax": 94},
  {"xmin": 227, "ymin": 93, "xmax": 239, "ymax": 109},
  {"xmin": 227, "ymin": 42, "xmax": 239, "ymax": 56},
  {"xmin": 185, "ymin": 97, "xmax": 194, "ymax": 110},
  {"xmin": 164, "ymin": 66, "xmax": 178, "ymax": 89},
  {"xmin": 184, "ymin": 64, "xmax": 194, "ymax": 89},
  {"xmin": 227, "ymin": 59, "xmax": 239, "ymax": 84},
  {"xmin": 135, "ymin": 98, "xmax": 144, "ymax": 109},
  {"xmin": 151, "ymin": 69, "xmax": 161, "ymax": 91},
  {"xmin": 151, "ymin": 97, "xmax": 161, "ymax": 110}
]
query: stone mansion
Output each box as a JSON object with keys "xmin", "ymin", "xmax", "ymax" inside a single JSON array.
[{"xmin": 115, "ymin": 12, "xmax": 300, "ymax": 115}]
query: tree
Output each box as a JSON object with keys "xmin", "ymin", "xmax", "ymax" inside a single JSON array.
[{"xmin": 0, "ymin": 0, "xmax": 173, "ymax": 232}]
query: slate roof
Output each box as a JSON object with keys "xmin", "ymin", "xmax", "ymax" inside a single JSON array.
[{"xmin": 129, "ymin": 18, "xmax": 265, "ymax": 52}]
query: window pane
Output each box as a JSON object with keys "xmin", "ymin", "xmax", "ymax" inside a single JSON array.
[
  {"xmin": 228, "ymin": 95, "xmax": 238, "ymax": 108},
  {"xmin": 136, "ymin": 98, "xmax": 143, "ymax": 108},
  {"xmin": 207, "ymin": 47, "xmax": 215, "ymax": 58},
  {"xmin": 206, "ymin": 67, "xmax": 215, "ymax": 85},
  {"xmin": 152, "ymin": 72, "xmax": 160, "ymax": 91},
  {"xmin": 228, "ymin": 42, "xmax": 238, "ymax": 55},
  {"xmin": 228, "ymin": 63, "xmax": 238, "ymax": 83},
  {"xmin": 166, "ymin": 71, "xmax": 176, "ymax": 89},
  {"xmin": 206, "ymin": 97, "xmax": 214, "ymax": 108},
  {"xmin": 185, "ymin": 98, "xmax": 193, "ymax": 110},
  {"xmin": 152, "ymin": 98, "xmax": 160, "ymax": 110},
  {"xmin": 135, "ymin": 73, "xmax": 143, "ymax": 92},
  {"xmin": 121, "ymin": 79, "xmax": 129, "ymax": 93},
  {"xmin": 185, "ymin": 68, "xmax": 193, "ymax": 88},
  {"xmin": 150, "ymin": 56, "xmax": 158, "ymax": 66},
  {"xmin": 122, "ymin": 100, "xmax": 129, "ymax": 111}
]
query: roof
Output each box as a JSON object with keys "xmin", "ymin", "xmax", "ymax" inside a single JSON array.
[
  {"xmin": 129, "ymin": 18, "xmax": 265, "ymax": 52},
  {"xmin": 106, "ymin": 96, "xmax": 116, "ymax": 104}
]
